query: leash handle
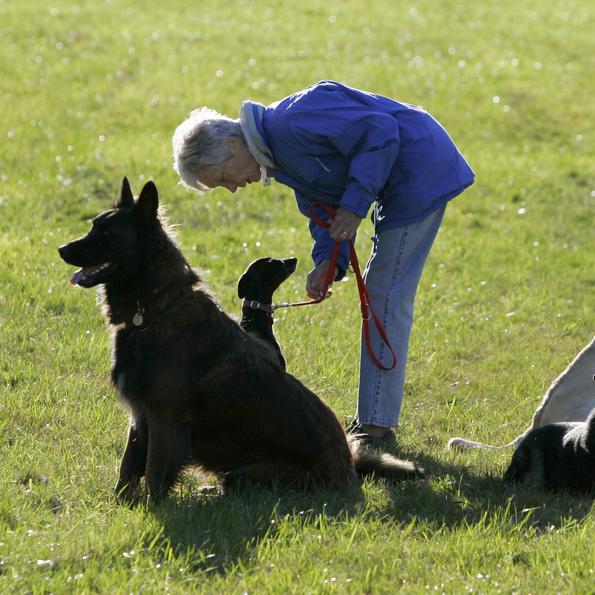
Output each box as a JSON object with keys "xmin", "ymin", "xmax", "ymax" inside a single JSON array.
[
  {"xmin": 310, "ymin": 202, "xmax": 396, "ymax": 370},
  {"xmin": 314, "ymin": 202, "xmax": 396, "ymax": 371},
  {"xmin": 274, "ymin": 201, "xmax": 397, "ymax": 371}
]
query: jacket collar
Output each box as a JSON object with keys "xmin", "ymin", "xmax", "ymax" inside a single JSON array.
[{"xmin": 239, "ymin": 101, "xmax": 276, "ymax": 171}]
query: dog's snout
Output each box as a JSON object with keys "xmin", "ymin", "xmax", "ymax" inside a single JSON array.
[
  {"xmin": 283, "ymin": 257, "xmax": 298, "ymax": 272},
  {"xmin": 58, "ymin": 244, "xmax": 70, "ymax": 260}
]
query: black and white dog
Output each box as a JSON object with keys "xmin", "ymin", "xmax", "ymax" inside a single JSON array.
[{"xmin": 504, "ymin": 406, "xmax": 595, "ymax": 494}]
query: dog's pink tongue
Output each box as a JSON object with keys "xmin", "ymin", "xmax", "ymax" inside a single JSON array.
[{"xmin": 70, "ymin": 268, "xmax": 85, "ymax": 285}]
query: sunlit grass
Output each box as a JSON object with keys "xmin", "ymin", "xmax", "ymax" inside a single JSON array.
[{"xmin": 1, "ymin": 0, "xmax": 594, "ymax": 592}]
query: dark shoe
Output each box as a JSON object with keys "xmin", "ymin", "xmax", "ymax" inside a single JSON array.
[{"xmin": 346, "ymin": 420, "xmax": 397, "ymax": 450}]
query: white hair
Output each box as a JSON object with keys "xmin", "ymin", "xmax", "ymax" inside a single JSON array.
[{"xmin": 172, "ymin": 107, "xmax": 243, "ymax": 191}]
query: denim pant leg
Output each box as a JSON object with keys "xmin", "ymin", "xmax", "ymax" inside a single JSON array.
[{"xmin": 356, "ymin": 206, "xmax": 446, "ymax": 428}]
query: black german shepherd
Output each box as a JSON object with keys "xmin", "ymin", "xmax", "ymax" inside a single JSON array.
[
  {"xmin": 58, "ymin": 178, "xmax": 425, "ymax": 501},
  {"xmin": 238, "ymin": 257, "xmax": 297, "ymax": 369},
  {"xmin": 504, "ymin": 408, "xmax": 595, "ymax": 494}
]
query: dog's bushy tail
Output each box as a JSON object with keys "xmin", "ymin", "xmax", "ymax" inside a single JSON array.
[{"xmin": 347, "ymin": 436, "xmax": 425, "ymax": 481}]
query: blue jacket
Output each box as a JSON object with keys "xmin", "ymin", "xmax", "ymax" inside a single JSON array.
[{"xmin": 245, "ymin": 80, "xmax": 475, "ymax": 272}]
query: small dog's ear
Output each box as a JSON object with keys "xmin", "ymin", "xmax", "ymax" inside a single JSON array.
[
  {"xmin": 116, "ymin": 177, "xmax": 134, "ymax": 209},
  {"xmin": 237, "ymin": 273, "xmax": 248, "ymax": 298},
  {"xmin": 136, "ymin": 181, "xmax": 159, "ymax": 221}
]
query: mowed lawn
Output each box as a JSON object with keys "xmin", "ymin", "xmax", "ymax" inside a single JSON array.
[{"xmin": 1, "ymin": 0, "xmax": 594, "ymax": 592}]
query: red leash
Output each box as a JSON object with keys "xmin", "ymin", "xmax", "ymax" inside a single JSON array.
[{"xmin": 274, "ymin": 202, "xmax": 397, "ymax": 371}]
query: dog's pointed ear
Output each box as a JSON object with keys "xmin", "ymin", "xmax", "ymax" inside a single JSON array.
[
  {"xmin": 135, "ymin": 181, "xmax": 159, "ymax": 221},
  {"xmin": 116, "ymin": 177, "xmax": 135, "ymax": 209}
]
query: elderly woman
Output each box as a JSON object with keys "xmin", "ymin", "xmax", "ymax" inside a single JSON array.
[{"xmin": 172, "ymin": 80, "xmax": 474, "ymax": 448}]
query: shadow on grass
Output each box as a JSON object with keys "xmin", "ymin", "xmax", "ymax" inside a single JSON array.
[
  {"xmin": 146, "ymin": 477, "xmax": 366, "ymax": 575},
  {"xmin": 378, "ymin": 447, "xmax": 593, "ymax": 531},
  {"xmin": 144, "ymin": 452, "xmax": 592, "ymax": 576}
]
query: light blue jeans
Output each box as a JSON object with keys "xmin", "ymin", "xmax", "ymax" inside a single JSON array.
[{"xmin": 356, "ymin": 205, "xmax": 446, "ymax": 428}]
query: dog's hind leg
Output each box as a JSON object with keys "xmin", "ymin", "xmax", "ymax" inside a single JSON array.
[
  {"xmin": 145, "ymin": 418, "xmax": 188, "ymax": 501},
  {"xmin": 309, "ymin": 444, "xmax": 359, "ymax": 489},
  {"xmin": 114, "ymin": 416, "xmax": 148, "ymax": 502}
]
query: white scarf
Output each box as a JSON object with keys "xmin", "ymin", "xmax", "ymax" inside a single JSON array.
[{"xmin": 239, "ymin": 101, "xmax": 276, "ymax": 186}]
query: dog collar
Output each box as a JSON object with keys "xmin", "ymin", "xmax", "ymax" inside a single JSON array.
[
  {"xmin": 241, "ymin": 298, "xmax": 274, "ymax": 315},
  {"xmin": 130, "ymin": 283, "xmax": 191, "ymax": 327}
]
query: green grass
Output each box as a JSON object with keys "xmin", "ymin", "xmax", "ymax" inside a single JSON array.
[{"xmin": 1, "ymin": 0, "xmax": 594, "ymax": 592}]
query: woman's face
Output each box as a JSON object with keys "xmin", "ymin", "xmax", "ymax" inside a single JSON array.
[{"xmin": 198, "ymin": 138, "xmax": 261, "ymax": 192}]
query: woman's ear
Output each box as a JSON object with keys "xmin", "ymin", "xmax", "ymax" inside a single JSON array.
[{"xmin": 226, "ymin": 136, "xmax": 241, "ymax": 155}]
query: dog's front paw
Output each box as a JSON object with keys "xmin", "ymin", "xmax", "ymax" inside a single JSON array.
[{"xmin": 114, "ymin": 476, "xmax": 142, "ymax": 504}]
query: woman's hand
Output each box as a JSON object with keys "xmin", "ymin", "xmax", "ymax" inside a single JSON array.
[
  {"xmin": 306, "ymin": 260, "xmax": 339, "ymax": 299},
  {"xmin": 328, "ymin": 207, "xmax": 363, "ymax": 241}
]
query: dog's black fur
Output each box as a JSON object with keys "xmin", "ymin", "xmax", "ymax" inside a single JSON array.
[
  {"xmin": 503, "ymin": 408, "xmax": 595, "ymax": 494},
  {"xmin": 58, "ymin": 179, "xmax": 425, "ymax": 501},
  {"xmin": 238, "ymin": 257, "xmax": 297, "ymax": 369}
]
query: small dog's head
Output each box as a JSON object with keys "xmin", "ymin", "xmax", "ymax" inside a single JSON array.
[
  {"xmin": 58, "ymin": 177, "xmax": 159, "ymax": 288},
  {"xmin": 238, "ymin": 257, "xmax": 298, "ymax": 303}
]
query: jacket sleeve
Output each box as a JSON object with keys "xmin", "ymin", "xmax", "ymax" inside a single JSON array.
[
  {"xmin": 295, "ymin": 191, "xmax": 350, "ymax": 279},
  {"xmin": 289, "ymin": 94, "xmax": 401, "ymax": 218}
]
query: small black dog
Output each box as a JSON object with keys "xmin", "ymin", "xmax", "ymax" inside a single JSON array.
[
  {"xmin": 504, "ymin": 408, "xmax": 595, "ymax": 493},
  {"xmin": 58, "ymin": 178, "xmax": 425, "ymax": 501},
  {"xmin": 238, "ymin": 257, "xmax": 297, "ymax": 369}
]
